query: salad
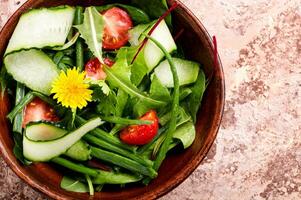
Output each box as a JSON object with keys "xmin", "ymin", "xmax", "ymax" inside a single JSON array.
[{"xmin": 1, "ymin": 0, "xmax": 207, "ymax": 195}]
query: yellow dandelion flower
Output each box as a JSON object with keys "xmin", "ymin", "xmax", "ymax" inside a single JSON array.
[{"xmin": 51, "ymin": 68, "xmax": 93, "ymax": 110}]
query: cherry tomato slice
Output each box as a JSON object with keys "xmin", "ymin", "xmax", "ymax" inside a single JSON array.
[
  {"xmin": 22, "ymin": 97, "xmax": 59, "ymax": 128},
  {"xmin": 85, "ymin": 57, "xmax": 114, "ymax": 80},
  {"xmin": 102, "ymin": 7, "xmax": 133, "ymax": 50},
  {"xmin": 120, "ymin": 110, "xmax": 159, "ymax": 145}
]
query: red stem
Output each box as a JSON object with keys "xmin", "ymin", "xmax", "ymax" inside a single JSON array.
[
  {"xmin": 173, "ymin": 28, "xmax": 184, "ymax": 41},
  {"xmin": 131, "ymin": 1, "xmax": 179, "ymax": 64},
  {"xmin": 213, "ymin": 36, "xmax": 218, "ymax": 70}
]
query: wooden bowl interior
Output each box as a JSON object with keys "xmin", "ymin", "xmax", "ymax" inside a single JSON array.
[{"xmin": 0, "ymin": 0, "xmax": 224, "ymax": 199}]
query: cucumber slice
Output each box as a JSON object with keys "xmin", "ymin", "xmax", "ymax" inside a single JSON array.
[
  {"xmin": 5, "ymin": 6, "xmax": 75, "ymax": 55},
  {"xmin": 129, "ymin": 23, "xmax": 150, "ymax": 46},
  {"xmin": 143, "ymin": 20, "xmax": 177, "ymax": 71},
  {"xmin": 4, "ymin": 49, "xmax": 60, "ymax": 95},
  {"xmin": 26, "ymin": 123, "xmax": 67, "ymax": 141},
  {"xmin": 154, "ymin": 58, "xmax": 200, "ymax": 88},
  {"xmin": 65, "ymin": 140, "xmax": 91, "ymax": 161},
  {"xmin": 23, "ymin": 117, "xmax": 103, "ymax": 162}
]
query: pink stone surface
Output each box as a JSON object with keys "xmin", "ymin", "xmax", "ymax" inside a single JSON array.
[{"xmin": 0, "ymin": 0, "xmax": 300, "ymax": 199}]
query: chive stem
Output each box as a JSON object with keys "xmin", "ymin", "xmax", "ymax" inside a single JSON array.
[{"xmin": 52, "ymin": 157, "xmax": 99, "ymax": 177}]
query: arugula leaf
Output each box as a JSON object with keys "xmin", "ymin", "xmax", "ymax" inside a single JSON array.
[
  {"xmin": 134, "ymin": 75, "xmax": 170, "ymax": 116},
  {"xmin": 104, "ymin": 49, "xmax": 166, "ymax": 109},
  {"xmin": 60, "ymin": 176, "xmax": 89, "ymax": 193},
  {"xmin": 86, "ymin": 79, "xmax": 110, "ymax": 96},
  {"xmin": 131, "ymin": 0, "xmax": 172, "ymax": 27},
  {"xmin": 75, "ymin": 7, "xmax": 104, "ymax": 63},
  {"xmin": 173, "ymin": 121, "xmax": 195, "ymax": 149},
  {"xmin": 95, "ymin": 91, "xmax": 117, "ymax": 116},
  {"xmin": 128, "ymin": 46, "xmax": 149, "ymax": 86},
  {"xmin": 115, "ymin": 89, "xmax": 128, "ymax": 117},
  {"xmin": 187, "ymin": 69, "xmax": 206, "ymax": 123},
  {"xmin": 96, "ymin": 4, "xmax": 150, "ymax": 25}
]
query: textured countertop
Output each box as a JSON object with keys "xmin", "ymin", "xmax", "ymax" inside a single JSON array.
[{"xmin": 1, "ymin": 0, "xmax": 300, "ymax": 199}]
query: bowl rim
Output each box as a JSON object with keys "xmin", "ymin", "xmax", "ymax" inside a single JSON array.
[{"xmin": 0, "ymin": 0, "xmax": 225, "ymax": 199}]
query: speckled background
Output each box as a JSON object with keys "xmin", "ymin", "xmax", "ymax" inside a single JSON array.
[{"xmin": 0, "ymin": 0, "xmax": 300, "ymax": 199}]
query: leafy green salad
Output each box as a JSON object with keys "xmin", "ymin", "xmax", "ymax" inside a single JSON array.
[{"xmin": 1, "ymin": 0, "xmax": 207, "ymax": 195}]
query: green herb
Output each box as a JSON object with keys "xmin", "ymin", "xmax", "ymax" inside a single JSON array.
[
  {"xmin": 74, "ymin": 6, "xmax": 85, "ymax": 71},
  {"xmin": 75, "ymin": 116, "xmax": 137, "ymax": 152},
  {"xmin": 173, "ymin": 121, "xmax": 195, "ymax": 149},
  {"xmin": 84, "ymin": 134, "xmax": 153, "ymax": 167},
  {"xmin": 96, "ymin": 4, "xmax": 150, "ymax": 25},
  {"xmin": 52, "ymin": 157, "xmax": 99, "ymax": 177},
  {"xmin": 101, "ymin": 116, "xmax": 152, "ymax": 125},
  {"xmin": 60, "ymin": 176, "xmax": 89, "ymax": 193},
  {"xmin": 179, "ymin": 88, "xmax": 192, "ymax": 101},
  {"xmin": 13, "ymin": 83, "xmax": 25, "ymax": 134},
  {"xmin": 134, "ymin": 75, "xmax": 170, "ymax": 116},
  {"xmin": 85, "ymin": 175, "xmax": 94, "ymax": 196},
  {"xmin": 7, "ymin": 92, "xmax": 35, "ymax": 122},
  {"xmin": 131, "ymin": 0, "xmax": 172, "ymax": 27},
  {"xmin": 142, "ymin": 34, "xmax": 180, "ymax": 172},
  {"xmin": 75, "ymin": 7, "xmax": 104, "ymax": 63},
  {"xmin": 91, "ymin": 147, "xmax": 157, "ymax": 178},
  {"xmin": 91, "ymin": 170, "xmax": 142, "ymax": 184},
  {"xmin": 115, "ymin": 89, "xmax": 128, "ymax": 117},
  {"xmin": 65, "ymin": 140, "xmax": 91, "ymax": 161},
  {"xmin": 187, "ymin": 69, "xmax": 206, "ymax": 123},
  {"xmin": 104, "ymin": 49, "xmax": 167, "ymax": 111},
  {"xmin": 0, "ymin": 67, "xmax": 11, "ymax": 97}
]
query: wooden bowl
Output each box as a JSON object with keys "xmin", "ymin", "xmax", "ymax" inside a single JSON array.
[{"xmin": 0, "ymin": 0, "xmax": 225, "ymax": 199}]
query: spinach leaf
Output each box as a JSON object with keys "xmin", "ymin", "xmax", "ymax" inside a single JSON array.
[
  {"xmin": 187, "ymin": 69, "xmax": 206, "ymax": 123},
  {"xmin": 96, "ymin": 4, "xmax": 150, "ymax": 25},
  {"xmin": 159, "ymin": 106, "xmax": 191, "ymax": 126},
  {"xmin": 60, "ymin": 176, "xmax": 89, "ymax": 193},
  {"xmin": 131, "ymin": 0, "xmax": 172, "ymax": 27},
  {"xmin": 134, "ymin": 75, "xmax": 170, "ymax": 116},
  {"xmin": 173, "ymin": 121, "xmax": 195, "ymax": 149},
  {"xmin": 104, "ymin": 49, "xmax": 166, "ymax": 110},
  {"xmin": 75, "ymin": 7, "xmax": 104, "ymax": 63}
]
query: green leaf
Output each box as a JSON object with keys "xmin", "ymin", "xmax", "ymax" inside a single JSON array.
[
  {"xmin": 95, "ymin": 91, "xmax": 117, "ymax": 116},
  {"xmin": 0, "ymin": 67, "xmax": 9, "ymax": 97},
  {"xmin": 75, "ymin": 7, "xmax": 104, "ymax": 63},
  {"xmin": 60, "ymin": 176, "xmax": 89, "ymax": 193},
  {"xmin": 115, "ymin": 89, "xmax": 128, "ymax": 117},
  {"xmin": 159, "ymin": 106, "xmax": 191, "ymax": 126},
  {"xmin": 96, "ymin": 4, "xmax": 150, "ymax": 25},
  {"xmin": 92, "ymin": 170, "xmax": 142, "ymax": 184},
  {"xmin": 187, "ymin": 69, "xmax": 206, "ymax": 123},
  {"xmin": 128, "ymin": 46, "xmax": 149, "ymax": 86},
  {"xmin": 131, "ymin": 0, "xmax": 172, "ymax": 27},
  {"xmin": 86, "ymin": 79, "xmax": 110, "ymax": 96},
  {"xmin": 134, "ymin": 75, "xmax": 170, "ymax": 116},
  {"xmin": 52, "ymin": 32, "xmax": 80, "ymax": 51},
  {"xmin": 104, "ymin": 48, "xmax": 166, "ymax": 109},
  {"xmin": 173, "ymin": 121, "xmax": 195, "ymax": 149}
]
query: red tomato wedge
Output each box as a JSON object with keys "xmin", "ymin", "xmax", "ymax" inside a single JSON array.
[
  {"xmin": 85, "ymin": 57, "xmax": 114, "ymax": 80},
  {"xmin": 22, "ymin": 97, "xmax": 59, "ymax": 128},
  {"xmin": 102, "ymin": 7, "xmax": 133, "ymax": 50},
  {"xmin": 120, "ymin": 110, "xmax": 159, "ymax": 145}
]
